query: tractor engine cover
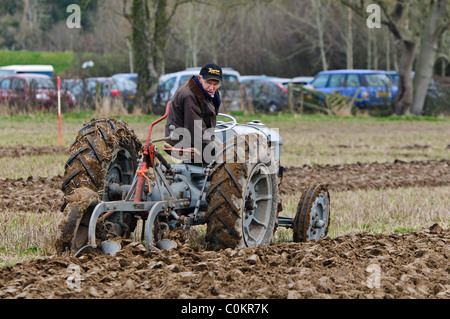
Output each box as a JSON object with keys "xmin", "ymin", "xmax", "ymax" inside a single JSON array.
[{"xmin": 215, "ymin": 120, "xmax": 283, "ymax": 161}]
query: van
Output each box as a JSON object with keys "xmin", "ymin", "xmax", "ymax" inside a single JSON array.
[
  {"xmin": 0, "ymin": 65, "xmax": 54, "ymax": 78},
  {"xmin": 153, "ymin": 67, "xmax": 241, "ymax": 114}
]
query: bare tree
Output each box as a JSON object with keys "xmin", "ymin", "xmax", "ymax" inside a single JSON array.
[
  {"xmin": 16, "ymin": 0, "xmax": 46, "ymax": 50},
  {"xmin": 346, "ymin": 7, "xmax": 354, "ymax": 69},
  {"xmin": 435, "ymin": 30, "xmax": 449, "ymax": 76},
  {"xmin": 341, "ymin": 0, "xmax": 450, "ymax": 115},
  {"xmin": 90, "ymin": 1, "xmax": 131, "ymax": 55},
  {"xmin": 181, "ymin": 1, "xmax": 203, "ymax": 67},
  {"xmin": 310, "ymin": 0, "xmax": 331, "ymax": 71},
  {"xmin": 411, "ymin": 0, "xmax": 450, "ymax": 115},
  {"xmin": 273, "ymin": 0, "xmax": 332, "ymax": 71},
  {"xmin": 122, "ymin": 0, "xmax": 191, "ymax": 113},
  {"xmin": 341, "ymin": 0, "xmax": 414, "ymax": 114},
  {"xmin": 327, "ymin": 3, "xmax": 359, "ymax": 69}
]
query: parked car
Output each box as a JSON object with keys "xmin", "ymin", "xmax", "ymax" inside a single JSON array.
[
  {"xmin": 112, "ymin": 73, "xmax": 138, "ymax": 84},
  {"xmin": 307, "ymin": 69, "xmax": 398, "ymax": 108},
  {"xmin": 241, "ymin": 75, "xmax": 292, "ymax": 113},
  {"xmin": 153, "ymin": 67, "xmax": 242, "ymax": 114},
  {"xmin": 387, "ymin": 70, "xmax": 443, "ymax": 101},
  {"xmin": 61, "ymin": 78, "xmax": 82, "ymax": 97},
  {"xmin": 387, "ymin": 71, "xmax": 449, "ymax": 115},
  {"xmin": 291, "ymin": 76, "xmax": 314, "ymax": 85},
  {"xmin": 84, "ymin": 77, "xmax": 137, "ymax": 106},
  {"xmin": 0, "ymin": 73, "xmax": 76, "ymax": 109}
]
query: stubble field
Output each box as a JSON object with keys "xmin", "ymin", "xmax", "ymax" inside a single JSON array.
[{"xmin": 0, "ymin": 112, "xmax": 449, "ymax": 300}]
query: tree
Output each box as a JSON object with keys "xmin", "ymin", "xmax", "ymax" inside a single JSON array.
[
  {"xmin": 275, "ymin": 0, "xmax": 332, "ymax": 71},
  {"xmin": 123, "ymin": 0, "xmax": 191, "ymax": 113},
  {"xmin": 341, "ymin": 0, "xmax": 450, "ymax": 115},
  {"xmin": 411, "ymin": 0, "xmax": 450, "ymax": 115}
]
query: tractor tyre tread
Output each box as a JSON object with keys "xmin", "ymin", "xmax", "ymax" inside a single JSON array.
[
  {"xmin": 205, "ymin": 134, "xmax": 280, "ymax": 251},
  {"xmin": 56, "ymin": 118, "xmax": 141, "ymax": 253}
]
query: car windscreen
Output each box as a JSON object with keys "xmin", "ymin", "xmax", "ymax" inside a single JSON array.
[
  {"xmin": 26, "ymin": 77, "xmax": 55, "ymax": 89},
  {"xmin": 86, "ymin": 79, "xmax": 113, "ymax": 92},
  {"xmin": 310, "ymin": 74, "xmax": 329, "ymax": 88},
  {"xmin": 114, "ymin": 78, "xmax": 137, "ymax": 91},
  {"xmin": 221, "ymin": 75, "xmax": 240, "ymax": 90},
  {"xmin": 158, "ymin": 76, "xmax": 177, "ymax": 91},
  {"xmin": 179, "ymin": 75, "xmax": 193, "ymax": 85}
]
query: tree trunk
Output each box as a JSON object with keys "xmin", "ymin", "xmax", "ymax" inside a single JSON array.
[
  {"xmin": 411, "ymin": 0, "xmax": 442, "ymax": 115},
  {"xmin": 346, "ymin": 7, "xmax": 353, "ymax": 69},
  {"xmin": 367, "ymin": 28, "xmax": 372, "ymax": 69},
  {"xmin": 131, "ymin": 0, "xmax": 152, "ymax": 112},
  {"xmin": 128, "ymin": 0, "xmax": 188, "ymax": 114},
  {"xmin": 386, "ymin": 30, "xmax": 391, "ymax": 71},
  {"xmin": 394, "ymin": 40, "xmax": 416, "ymax": 115},
  {"xmin": 311, "ymin": 0, "xmax": 328, "ymax": 71}
]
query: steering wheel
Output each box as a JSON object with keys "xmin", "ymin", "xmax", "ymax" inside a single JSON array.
[{"xmin": 215, "ymin": 113, "xmax": 237, "ymax": 133}]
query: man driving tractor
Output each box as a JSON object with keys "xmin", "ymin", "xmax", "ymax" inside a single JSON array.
[{"xmin": 165, "ymin": 63, "xmax": 223, "ymax": 163}]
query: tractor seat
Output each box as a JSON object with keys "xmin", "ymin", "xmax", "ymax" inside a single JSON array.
[{"xmin": 163, "ymin": 142, "xmax": 201, "ymax": 160}]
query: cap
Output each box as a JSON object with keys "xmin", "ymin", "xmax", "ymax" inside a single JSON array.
[{"xmin": 199, "ymin": 63, "xmax": 222, "ymax": 82}]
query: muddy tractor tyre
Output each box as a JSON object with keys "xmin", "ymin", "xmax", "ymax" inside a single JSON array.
[
  {"xmin": 293, "ymin": 182, "xmax": 330, "ymax": 242},
  {"xmin": 61, "ymin": 118, "xmax": 141, "ymax": 197},
  {"xmin": 55, "ymin": 188, "xmax": 100, "ymax": 253},
  {"xmin": 56, "ymin": 118, "xmax": 141, "ymax": 253},
  {"xmin": 205, "ymin": 134, "xmax": 280, "ymax": 251}
]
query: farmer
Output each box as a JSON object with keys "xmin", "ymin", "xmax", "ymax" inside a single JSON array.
[{"xmin": 165, "ymin": 63, "xmax": 222, "ymax": 163}]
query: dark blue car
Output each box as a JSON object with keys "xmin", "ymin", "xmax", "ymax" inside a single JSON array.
[
  {"xmin": 307, "ymin": 69, "xmax": 398, "ymax": 108},
  {"xmin": 241, "ymin": 75, "xmax": 292, "ymax": 113}
]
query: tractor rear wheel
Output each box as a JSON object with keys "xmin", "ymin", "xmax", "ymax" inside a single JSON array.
[
  {"xmin": 55, "ymin": 118, "xmax": 141, "ymax": 253},
  {"xmin": 205, "ymin": 134, "xmax": 280, "ymax": 250}
]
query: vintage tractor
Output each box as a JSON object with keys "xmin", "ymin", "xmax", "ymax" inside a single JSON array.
[{"xmin": 55, "ymin": 103, "xmax": 330, "ymax": 256}]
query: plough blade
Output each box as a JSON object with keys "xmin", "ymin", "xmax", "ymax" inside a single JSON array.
[
  {"xmin": 74, "ymin": 244, "xmax": 97, "ymax": 257},
  {"xmin": 74, "ymin": 241, "xmax": 121, "ymax": 257},
  {"xmin": 100, "ymin": 240, "xmax": 121, "ymax": 256},
  {"xmin": 155, "ymin": 239, "xmax": 177, "ymax": 250}
]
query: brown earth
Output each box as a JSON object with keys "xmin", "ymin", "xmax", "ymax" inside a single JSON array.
[
  {"xmin": 0, "ymin": 146, "xmax": 449, "ymax": 300},
  {"xmin": 0, "ymin": 225, "xmax": 448, "ymax": 300},
  {"xmin": 0, "ymin": 145, "xmax": 67, "ymax": 158},
  {"xmin": 1, "ymin": 156, "xmax": 448, "ymax": 214},
  {"xmin": 280, "ymin": 159, "xmax": 450, "ymax": 193}
]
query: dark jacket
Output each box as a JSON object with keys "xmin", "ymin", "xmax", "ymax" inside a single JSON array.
[{"xmin": 165, "ymin": 76, "xmax": 219, "ymax": 151}]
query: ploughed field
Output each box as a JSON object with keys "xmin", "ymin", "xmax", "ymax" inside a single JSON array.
[{"xmin": 0, "ymin": 118, "xmax": 449, "ymax": 299}]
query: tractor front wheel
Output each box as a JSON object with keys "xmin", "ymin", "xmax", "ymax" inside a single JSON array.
[{"xmin": 293, "ymin": 182, "xmax": 330, "ymax": 242}]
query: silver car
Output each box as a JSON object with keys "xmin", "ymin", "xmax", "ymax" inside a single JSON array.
[{"xmin": 153, "ymin": 67, "xmax": 242, "ymax": 114}]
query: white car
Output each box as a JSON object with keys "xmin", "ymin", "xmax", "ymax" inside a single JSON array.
[
  {"xmin": 153, "ymin": 67, "xmax": 242, "ymax": 113},
  {"xmin": 291, "ymin": 76, "xmax": 314, "ymax": 85}
]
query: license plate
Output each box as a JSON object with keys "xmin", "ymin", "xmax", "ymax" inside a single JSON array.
[{"xmin": 377, "ymin": 91, "xmax": 390, "ymax": 97}]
